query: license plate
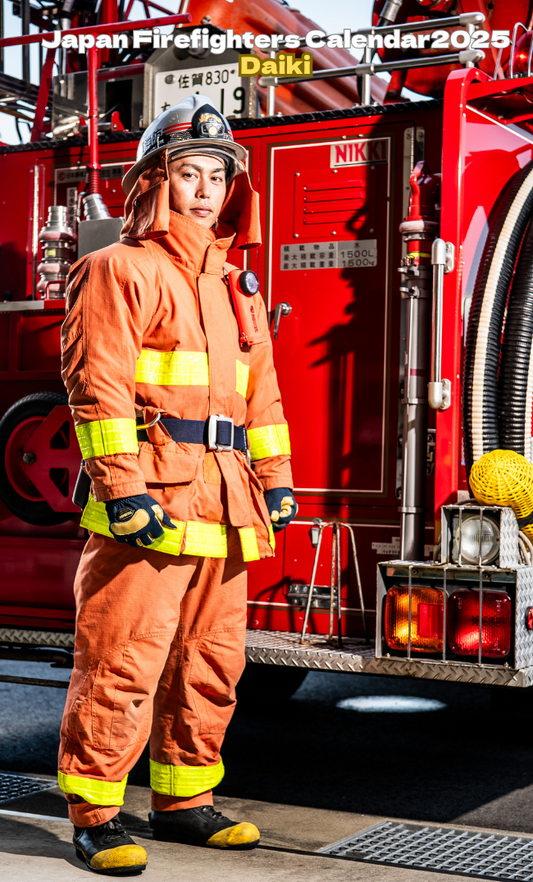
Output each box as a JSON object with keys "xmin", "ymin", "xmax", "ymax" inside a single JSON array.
[{"xmin": 153, "ymin": 64, "xmax": 247, "ymax": 119}]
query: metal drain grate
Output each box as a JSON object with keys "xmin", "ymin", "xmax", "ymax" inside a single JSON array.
[
  {"xmin": 319, "ymin": 821, "xmax": 533, "ymax": 880},
  {"xmin": 0, "ymin": 773, "xmax": 56, "ymax": 805}
]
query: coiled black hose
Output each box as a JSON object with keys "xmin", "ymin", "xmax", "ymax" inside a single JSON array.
[
  {"xmin": 498, "ymin": 216, "xmax": 533, "ymax": 457},
  {"xmin": 463, "ymin": 160, "xmax": 533, "ymax": 477}
]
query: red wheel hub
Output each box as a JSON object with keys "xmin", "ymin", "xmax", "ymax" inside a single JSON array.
[{"xmin": 4, "ymin": 417, "xmax": 45, "ymax": 502}]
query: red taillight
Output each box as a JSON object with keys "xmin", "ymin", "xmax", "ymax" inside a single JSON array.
[
  {"xmin": 384, "ymin": 586, "xmax": 444, "ymax": 654},
  {"xmin": 447, "ymin": 590, "xmax": 512, "ymax": 659}
]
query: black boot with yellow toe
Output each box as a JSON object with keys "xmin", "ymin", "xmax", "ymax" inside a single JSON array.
[
  {"xmin": 149, "ymin": 805, "xmax": 260, "ymax": 849},
  {"xmin": 73, "ymin": 817, "xmax": 148, "ymax": 875}
]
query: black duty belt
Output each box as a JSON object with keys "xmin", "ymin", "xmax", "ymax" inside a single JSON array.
[{"xmin": 137, "ymin": 414, "xmax": 248, "ymax": 453}]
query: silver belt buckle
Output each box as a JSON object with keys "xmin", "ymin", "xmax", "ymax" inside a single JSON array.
[{"xmin": 208, "ymin": 414, "xmax": 234, "ymax": 451}]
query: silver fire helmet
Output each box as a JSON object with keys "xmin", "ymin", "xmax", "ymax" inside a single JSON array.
[{"xmin": 122, "ymin": 94, "xmax": 247, "ymax": 194}]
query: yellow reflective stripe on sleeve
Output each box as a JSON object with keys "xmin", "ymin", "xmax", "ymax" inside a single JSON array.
[
  {"xmin": 80, "ymin": 495, "xmax": 186, "ymax": 556},
  {"xmin": 135, "ymin": 350, "xmax": 209, "ymax": 386},
  {"xmin": 150, "ymin": 759, "xmax": 224, "ymax": 797},
  {"xmin": 58, "ymin": 772, "xmax": 128, "ymax": 806},
  {"xmin": 75, "ymin": 418, "xmax": 138, "ymax": 459},
  {"xmin": 235, "ymin": 361, "xmax": 250, "ymax": 398},
  {"xmin": 238, "ymin": 527, "xmax": 260, "ymax": 562},
  {"xmin": 183, "ymin": 521, "xmax": 227, "ymax": 557},
  {"xmin": 247, "ymin": 424, "xmax": 291, "ymax": 461},
  {"xmin": 268, "ymin": 525, "xmax": 276, "ymax": 551}
]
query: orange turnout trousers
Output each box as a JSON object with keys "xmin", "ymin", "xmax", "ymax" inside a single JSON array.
[
  {"xmin": 59, "ymin": 528, "xmax": 247, "ymax": 827},
  {"xmin": 58, "ymin": 153, "xmax": 293, "ymax": 824}
]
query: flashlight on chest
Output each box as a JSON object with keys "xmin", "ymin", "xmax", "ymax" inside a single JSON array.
[{"xmin": 226, "ymin": 269, "xmax": 268, "ymax": 348}]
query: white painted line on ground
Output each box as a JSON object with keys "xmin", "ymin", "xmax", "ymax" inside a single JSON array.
[{"xmin": 0, "ymin": 808, "xmax": 70, "ymax": 823}]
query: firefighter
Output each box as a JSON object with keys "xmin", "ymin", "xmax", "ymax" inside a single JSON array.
[{"xmin": 58, "ymin": 94, "xmax": 296, "ymax": 875}]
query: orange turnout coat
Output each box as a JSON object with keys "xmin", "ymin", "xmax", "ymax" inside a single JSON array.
[{"xmin": 62, "ymin": 152, "xmax": 292, "ymax": 561}]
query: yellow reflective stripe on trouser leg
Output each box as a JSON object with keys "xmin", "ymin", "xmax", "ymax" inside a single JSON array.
[
  {"xmin": 235, "ymin": 361, "xmax": 250, "ymax": 398},
  {"xmin": 58, "ymin": 772, "xmax": 128, "ymax": 806},
  {"xmin": 247, "ymin": 424, "xmax": 291, "ymax": 461},
  {"xmin": 150, "ymin": 759, "xmax": 225, "ymax": 797},
  {"xmin": 183, "ymin": 522, "xmax": 227, "ymax": 557},
  {"xmin": 238, "ymin": 527, "xmax": 260, "ymax": 562},
  {"xmin": 135, "ymin": 350, "xmax": 209, "ymax": 386},
  {"xmin": 75, "ymin": 418, "xmax": 138, "ymax": 459},
  {"xmin": 80, "ymin": 495, "xmax": 186, "ymax": 556}
]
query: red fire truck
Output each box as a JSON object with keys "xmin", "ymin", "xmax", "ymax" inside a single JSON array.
[{"xmin": 1, "ymin": 0, "xmax": 533, "ymax": 697}]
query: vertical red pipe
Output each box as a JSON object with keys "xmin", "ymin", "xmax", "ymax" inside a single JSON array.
[
  {"xmin": 30, "ymin": 47, "xmax": 56, "ymax": 141},
  {"xmin": 87, "ymin": 45, "xmax": 100, "ymax": 194},
  {"xmin": 100, "ymin": 0, "xmax": 118, "ymax": 65}
]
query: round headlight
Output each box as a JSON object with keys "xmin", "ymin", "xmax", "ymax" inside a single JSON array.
[{"xmin": 454, "ymin": 514, "xmax": 500, "ymax": 565}]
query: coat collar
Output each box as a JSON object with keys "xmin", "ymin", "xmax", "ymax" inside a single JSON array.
[{"xmin": 154, "ymin": 210, "xmax": 236, "ymax": 274}]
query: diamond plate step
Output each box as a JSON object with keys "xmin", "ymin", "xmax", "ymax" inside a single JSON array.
[
  {"xmin": 0, "ymin": 629, "xmax": 74, "ymax": 649},
  {"xmin": 319, "ymin": 820, "xmax": 533, "ymax": 880},
  {"xmin": 245, "ymin": 629, "xmax": 375, "ymax": 673},
  {"xmin": 245, "ymin": 630, "xmax": 533, "ymax": 686}
]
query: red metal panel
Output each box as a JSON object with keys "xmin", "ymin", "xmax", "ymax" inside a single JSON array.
[
  {"xmin": 0, "ymin": 536, "xmax": 82, "ymax": 627},
  {"xmin": 437, "ymin": 70, "xmax": 533, "ymax": 535},
  {"xmin": 19, "ymin": 313, "xmax": 62, "ymax": 372}
]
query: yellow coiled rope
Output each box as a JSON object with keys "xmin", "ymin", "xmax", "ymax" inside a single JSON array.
[{"xmin": 469, "ymin": 449, "xmax": 533, "ymax": 540}]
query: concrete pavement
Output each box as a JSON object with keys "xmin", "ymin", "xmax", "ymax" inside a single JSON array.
[
  {"xmin": 3, "ymin": 663, "xmax": 533, "ymax": 880},
  {"xmin": 0, "ymin": 778, "xmax": 521, "ymax": 882}
]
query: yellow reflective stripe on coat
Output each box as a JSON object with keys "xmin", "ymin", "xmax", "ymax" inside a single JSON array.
[
  {"xmin": 238, "ymin": 527, "xmax": 260, "ymax": 562},
  {"xmin": 247, "ymin": 424, "xmax": 291, "ymax": 461},
  {"xmin": 268, "ymin": 525, "xmax": 276, "ymax": 550},
  {"xmin": 183, "ymin": 521, "xmax": 227, "ymax": 558},
  {"xmin": 75, "ymin": 418, "xmax": 138, "ymax": 459},
  {"xmin": 150, "ymin": 759, "xmax": 224, "ymax": 797},
  {"xmin": 235, "ymin": 361, "xmax": 249, "ymax": 398},
  {"xmin": 135, "ymin": 350, "xmax": 209, "ymax": 386},
  {"xmin": 135, "ymin": 349, "xmax": 249, "ymax": 396},
  {"xmin": 58, "ymin": 772, "xmax": 128, "ymax": 806},
  {"xmin": 80, "ymin": 499, "xmax": 265, "ymax": 562},
  {"xmin": 80, "ymin": 496, "xmax": 186, "ymax": 556}
]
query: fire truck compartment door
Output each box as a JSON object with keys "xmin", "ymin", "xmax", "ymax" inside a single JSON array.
[{"xmin": 267, "ymin": 131, "xmax": 394, "ymax": 499}]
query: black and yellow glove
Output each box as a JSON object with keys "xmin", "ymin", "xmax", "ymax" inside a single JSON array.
[
  {"xmin": 265, "ymin": 488, "xmax": 297, "ymax": 533},
  {"xmin": 105, "ymin": 494, "xmax": 176, "ymax": 548}
]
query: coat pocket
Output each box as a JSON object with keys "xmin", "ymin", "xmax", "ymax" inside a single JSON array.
[{"xmin": 138, "ymin": 441, "xmax": 200, "ymax": 485}]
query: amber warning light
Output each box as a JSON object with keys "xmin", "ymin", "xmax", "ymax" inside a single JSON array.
[
  {"xmin": 384, "ymin": 586, "xmax": 512, "ymax": 659},
  {"xmin": 384, "ymin": 586, "xmax": 444, "ymax": 654}
]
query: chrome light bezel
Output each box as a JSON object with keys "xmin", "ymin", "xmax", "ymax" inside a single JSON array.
[{"xmin": 451, "ymin": 511, "xmax": 500, "ymax": 566}]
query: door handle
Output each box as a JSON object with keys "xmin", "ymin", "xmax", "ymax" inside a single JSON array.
[{"xmin": 273, "ymin": 302, "xmax": 292, "ymax": 339}]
